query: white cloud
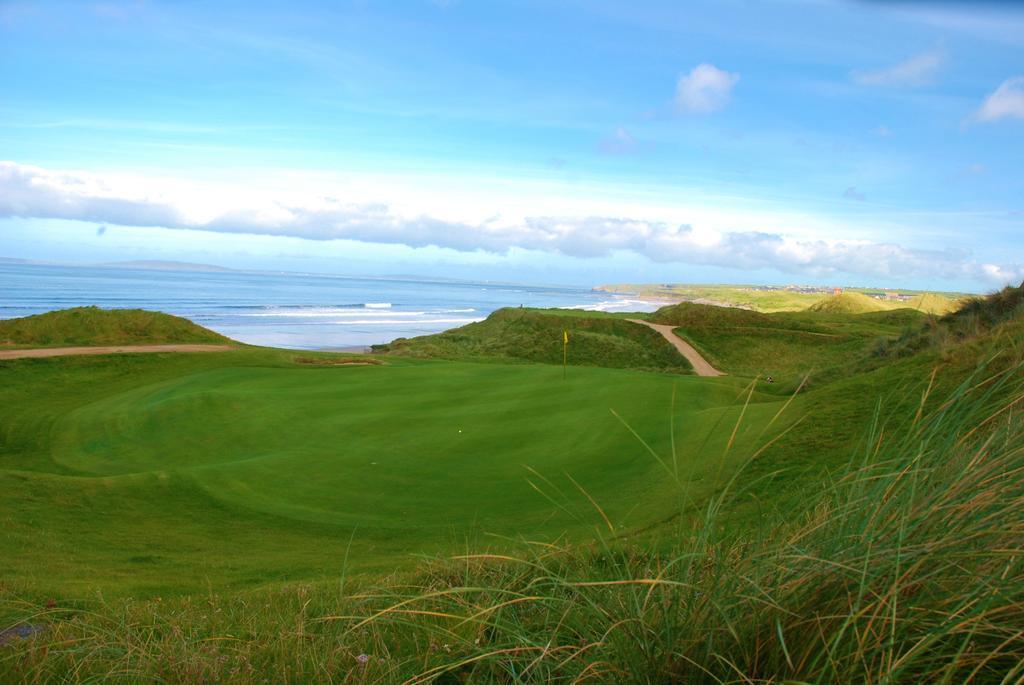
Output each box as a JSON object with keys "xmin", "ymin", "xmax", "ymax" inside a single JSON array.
[
  {"xmin": 852, "ymin": 51, "xmax": 944, "ymax": 87},
  {"xmin": 1, "ymin": 161, "xmax": 1021, "ymax": 286},
  {"xmin": 674, "ymin": 63, "xmax": 740, "ymax": 114},
  {"xmin": 972, "ymin": 77, "xmax": 1024, "ymax": 123}
]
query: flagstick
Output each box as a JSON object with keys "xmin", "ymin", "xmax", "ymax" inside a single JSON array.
[{"xmin": 563, "ymin": 331, "xmax": 567, "ymax": 380}]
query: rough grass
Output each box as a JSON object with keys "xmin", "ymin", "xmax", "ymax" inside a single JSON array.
[
  {"xmin": 870, "ymin": 282, "xmax": 1024, "ymax": 363},
  {"xmin": 945, "ymin": 282, "xmax": 1024, "ymax": 330},
  {"xmin": 0, "ymin": 306, "xmax": 232, "ymax": 347},
  {"xmin": 375, "ymin": 307, "xmax": 692, "ymax": 373}
]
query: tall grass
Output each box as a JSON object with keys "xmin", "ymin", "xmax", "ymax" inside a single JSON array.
[
  {"xmin": 872, "ymin": 283, "xmax": 1024, "ymax": 362},
  {"xmin": 3, "ymin": 365, "xmax": 1022, "ymax": 683},
  {"xmin": 336, "ymin": 364, "xmax": 1024, "ymax": 683}
]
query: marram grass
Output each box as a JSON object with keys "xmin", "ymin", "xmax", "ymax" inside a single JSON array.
[{"xmin": 3, "ymin": 364, "xmax": 1022, "ymax": 683}]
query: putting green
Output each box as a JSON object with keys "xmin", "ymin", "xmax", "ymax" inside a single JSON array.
[{"xmin": 2, "ymin": 351, "xmax": 789, "ymax": 595}]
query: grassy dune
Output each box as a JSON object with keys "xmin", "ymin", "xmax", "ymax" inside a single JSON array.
[
  {"xmin": 805, "ymin": 291, "xmax": 959, "ymax": 315},
  {"xmin": 2, "ymin": 291, "xmax": 1023, "ymax": 682},
  {"xmin": 0, "ymin": 306, "xmax": 231, "ymax": 348},
  {"xmin": 646, "ymin": 301, "xmax": 924, "ymax": 383},
  {"xmin": 375, "ymin": 307, "xmax": 691, "ymax": 373},
  {"xmin": 907, "ymin": 291, "xmax": 961, "ymax": 314},
  {"xmin": 807, "ymin": 291, "xmax": 898, "ymax": 313}
]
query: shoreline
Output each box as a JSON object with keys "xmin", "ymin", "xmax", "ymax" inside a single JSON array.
[{"xmin": 586, "ymin": 291, "xmax": 742, "ymax": 311}]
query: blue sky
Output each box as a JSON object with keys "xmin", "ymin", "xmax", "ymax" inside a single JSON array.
[{"xmin": 1, "ymin": 0, "xmax": 1022, "ymax": 290}]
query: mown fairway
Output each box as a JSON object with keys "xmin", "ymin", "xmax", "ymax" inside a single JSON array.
[{"xmin": 1, "ymin": 347, "xmax": 787, "ymax": 596}]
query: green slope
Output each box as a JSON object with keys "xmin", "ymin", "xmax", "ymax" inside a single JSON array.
[
  {"xmin": 648, "ymin": 301, "xmax": 924, "ymax": 382},
  {"xmin": 907, "ymin": 291, "xmax": 960, "ymax": 314},
  {"xmin": 0, "ymin": 306, "xmax": 232, "ymax": 347},
  {"xmin": 1, "ymin": 348, "xmax": 779, "ymax": 595},
  {"xmin": 375, "ymin": 306, "xmax": 692, "ymax": 373}
]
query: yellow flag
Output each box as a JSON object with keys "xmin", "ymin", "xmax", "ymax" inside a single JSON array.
[{"xmin": 562, "ymin": 330, "xmax": 568, "ymax": 380}]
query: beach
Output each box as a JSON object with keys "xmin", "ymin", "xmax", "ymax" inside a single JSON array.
[{"xmin": 0, "ymin": 262, "xmax": 666, "ymax": 349}]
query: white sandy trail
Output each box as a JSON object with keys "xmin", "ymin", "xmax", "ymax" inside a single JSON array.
[
  {"xmin": 0, "ymin": 344, "xmax": 234, "ymax": 360},
  {"xmin": 626, "ymin": 319, "xmax": 724, "ymax": 377}
]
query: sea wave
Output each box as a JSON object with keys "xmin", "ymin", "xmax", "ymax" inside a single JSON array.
[
  {"xmin": 324, "ymin": 317, "xmax": 483, "ymax": 326},
  {"xmin": 248, "ymin": 306, "xmax": 406, "ymax": 318},
  {"xmin": 561, "ymin": 298, "xmax": 657, "ymax": 312},
  {"xmin": 224, "ymin": 304, "xmax": 368, "ymax": 310}
]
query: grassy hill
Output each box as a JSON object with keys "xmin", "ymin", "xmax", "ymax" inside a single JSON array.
[
  {"xmin": 2, "ymin": 290, "xmax": 1023, "ymax": 682},
  {"xmin": 806, "ymin": 291, "xmax": 896, "ymax": 313},
  {"xmin": 649, "ymin": 300, "xmax": 780, "ymax": 328},
  {"xmin": 596, "ymin": 283, "xmax": 968, "ymax": 313},
  {"xmin": 647, "ymin": 300, "xmax": 923, "ymax": 383},
  {"xmin": 907, "ymin": 291, "xmax": 960, "ymax": 314},
  {"xmin": 375, "ymin": 306, "xmax": 692, "ymax": 373},
  {"xmin": 0, "ymin": 306, "xmax": 232, "ymax": 347},
  {"xmin": 805, "ymin": 291, "xmax": 959, "ymax": 316}
]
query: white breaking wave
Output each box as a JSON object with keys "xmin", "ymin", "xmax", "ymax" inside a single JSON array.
[
  {"xmin": 562, "ymin": 298, "xmax": 657, "ymax": 313},
  {"xmin": 250, "ymin": 307, "xmax": 418, "ymax": 318},
  {"xmin": 248, "ymin": 304, "xmax": 478, "ymax": 319},
  {"xmin": 325, "ymin": 317, "xmax": 484, "ymax": 326}
]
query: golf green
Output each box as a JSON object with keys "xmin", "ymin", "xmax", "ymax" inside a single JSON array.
[{"xmin": 1, "ymin": 350, "xmax": 787, "ymax": 595}]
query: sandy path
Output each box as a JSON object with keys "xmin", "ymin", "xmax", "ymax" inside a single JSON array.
[
  {"xmin": 0, "ymin": 344, "xmax": 234, "ymax": 360},
  {"xmin": 626, "ymin": 319, "xmax": 724, "ymax": 377}
]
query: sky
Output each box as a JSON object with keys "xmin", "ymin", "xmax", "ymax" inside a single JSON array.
[{"xmin": 1, "ymin": 0, "xmax": 1022, "ymax": 290}]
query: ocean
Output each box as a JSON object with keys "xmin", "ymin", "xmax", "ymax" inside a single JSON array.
[{"xmin": 0, "ymin": 263, "xmax": 658, "ymax": 349}]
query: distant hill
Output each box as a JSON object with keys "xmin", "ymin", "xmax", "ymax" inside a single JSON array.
[
  {"xmin": 595, "ymin": 283, "xmax": 972, "ymax": 314},
  {"xmin": 649, "ymin": 301, "xmax": 777, "ymax": 328},
  {"xmin": 100, "ymin": 260, "xmax": 234, "ymax": 273},
  {"xmin": 806, "ymin": 292, "xmax": 959, "ymax": 316},
  {"xmin": 807, "ymin": 292, "xmax": 895, "ymax": 314},
  {"xmin": 906, "ymin": 292, "xmax": 960, "ymax": 315},
  {"xmin": 0, "ymin": 307, "xmax": 232, "ymax": 347}
]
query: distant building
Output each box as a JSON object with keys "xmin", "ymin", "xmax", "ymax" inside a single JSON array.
[{"xmin": 833, "ymin": 287, "xmax": 843, "ymax": 295}]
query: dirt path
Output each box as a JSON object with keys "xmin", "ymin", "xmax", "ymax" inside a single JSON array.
[
  {"xmin": 0, "ymin": 344, "xmax": 234, "ymax": 360},
  {"xmin": 626, "ymin": 319, "xmax": 724, "ymax": 377}
]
